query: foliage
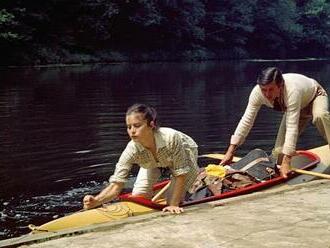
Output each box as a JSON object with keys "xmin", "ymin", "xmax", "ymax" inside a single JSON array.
[
  {"xmin": 297, "ymin": 0, "xmax": 330, "ymax": 55},
  {"xmin": 247, "ymin": 0, "xmax": 303, "ymax": 57},
  {"xmin": 204, "ymin": 0, "xmax": 256, "ymax": 49},
  {"xmin": 0, "ymin": 8, "xmax": 24, "ymax": 41},
  {"xmin": 0, "ymin": 0, "xmax": 329, "ymax": 65}
]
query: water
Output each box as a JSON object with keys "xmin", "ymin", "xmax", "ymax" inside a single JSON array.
[{"xmin": 0, "ymin": 60, "xmax": 329, "ymax": 240}]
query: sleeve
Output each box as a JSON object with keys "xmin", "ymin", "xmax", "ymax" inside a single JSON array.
[
  {"xmin": 109, "ymin": 143, "xmax": 135, "ymax": 184},
  {"xmin": 282, "ymin": 91, "xmax": 301, "ymax": 155},
  {"xmin": 170, "ymin": 133, "xmax": 192, "ymax": 177},
  {"xmin": 231, "ymin": 86, "xmax": 262, "ymax": 146}
]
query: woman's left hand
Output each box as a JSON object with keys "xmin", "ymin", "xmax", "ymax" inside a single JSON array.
[{"xmin": 162, "ymin": 205, "xmax": 184, "ymax": 214}]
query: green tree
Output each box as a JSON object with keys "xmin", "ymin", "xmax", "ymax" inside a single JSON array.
[
  {"xmin": 204, "ymin": 0, "xmax": 256, "ymax": 57},
  {"xmin": 248, "ymin": 0, "xmax": 302, "ymax": 58},
  {"xmin": 1, "ymin": 0, "xmax": 330, "ymax": 65},
  {"xmin": 77, "ymin": 0, "xmax": 121, "ymax": 46},
  {"xmin": 297, "ymin": 0, "xmax": 330, "ymax": 56},
  {"xmin": 0, "ymin": 9, "xmax": 19, "ymax": 40},
  {"xmin": 127, "ymin": 0, "xmax": 206, "ymax": 51}
]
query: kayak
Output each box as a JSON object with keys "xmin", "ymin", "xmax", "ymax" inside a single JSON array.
[{"xmin": 29, "ymin": 145, "xmax": 328, "ymax": 234}]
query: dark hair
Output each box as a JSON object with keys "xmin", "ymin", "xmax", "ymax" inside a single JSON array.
[
  {"xmin": 126, "ymin": 103, "xmax": 158, "ymax": 128},
  {"xmin": 257, "ymin": 67, "xmax": 284, "ymax": 86}
]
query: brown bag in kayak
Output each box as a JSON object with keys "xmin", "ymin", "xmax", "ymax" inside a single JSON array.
[{"xmin": 188, "ymin": 169, "xmax": 259, "ymax": 196}]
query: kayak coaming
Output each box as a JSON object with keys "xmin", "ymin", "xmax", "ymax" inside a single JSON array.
[
  {"xmin": 308, "ymin": 145, "xmax": 330, "ymax": 166},
  {"xmin": 29, "ymin": 147, "xmax": 326, "ymax": 234},
  {"xmin": 288, "ymin": 145, "xmax": 330, "ymax": 185}
]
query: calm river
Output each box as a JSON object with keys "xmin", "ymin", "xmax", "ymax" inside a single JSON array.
[{"xmin": 1, "ymin": 60, "xmax": 329, "ymax": 239}]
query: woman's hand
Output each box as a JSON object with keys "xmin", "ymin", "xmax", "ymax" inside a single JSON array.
[
  {"xmin": 83, "ymin": 195, "xmax": 101, "ymax": 210},
  {"xmin": 83, "ymin": 182, "xmax": 124, "ymax": 210},
  {"xmin": 162, "ymin": 205, "xmax": 184, "ymax": 214}
]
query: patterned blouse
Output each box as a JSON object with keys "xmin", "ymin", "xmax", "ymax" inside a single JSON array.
[{"xmin": 109, "ymin": 127, "xmax": 199, "ymax": 187}]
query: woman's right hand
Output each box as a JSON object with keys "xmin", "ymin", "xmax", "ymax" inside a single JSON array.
[
  {"xmin": 82, "ymin": 183, "xmax": 123, "ymax": 210},
  {"xmin": 83, "ymin": 195, "xmax": 101, "ymax": 210}
]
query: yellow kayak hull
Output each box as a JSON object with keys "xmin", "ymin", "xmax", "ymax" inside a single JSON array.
[{"xmin": 29, "ymin": 201, "xmax": 157, "ymax": 234}]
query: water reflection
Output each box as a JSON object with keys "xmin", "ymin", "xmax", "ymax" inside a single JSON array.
[{"xmin": 0, "ymin": 60, "xmax": 329, "ymax": 239}]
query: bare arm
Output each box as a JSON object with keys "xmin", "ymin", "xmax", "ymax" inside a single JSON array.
[
  {"xmin": 169, "ymin": 174, "xmax": 186, "ymax": 206},
  {"xmin": 162, "ymin": 174, "xmax": 186, "ymax": 214},
  {"xmin": 83, "ymin": 182, "xmax": 124, "ymax": 209}
]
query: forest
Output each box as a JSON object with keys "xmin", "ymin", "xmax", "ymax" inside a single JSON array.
[{"xmin": 0, "ymin": 0, "xmax": 330, "ymax": 65}]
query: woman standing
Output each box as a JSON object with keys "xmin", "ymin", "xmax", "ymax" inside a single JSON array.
[{"xmin": 83, "ymin": 103, "xmax": 199, "ymax": 214}]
